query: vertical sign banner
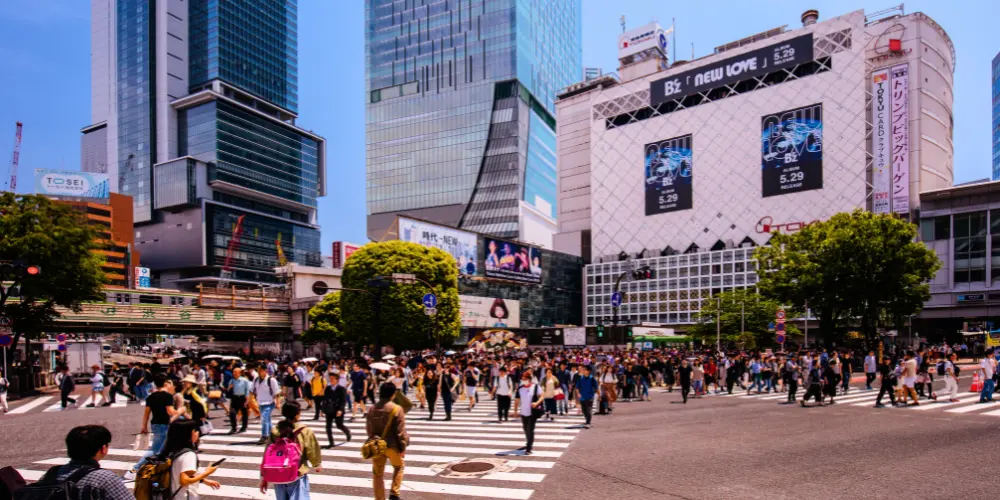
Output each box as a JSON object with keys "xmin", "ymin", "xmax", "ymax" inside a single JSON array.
[
  {"xmin": 871, "ymin": 69, "xmax": 892, "ymax": 214},
  {"xmin": 134, "ymin": 267, "xmax": 151, "ymax": 289},
  {"xmin": 644, "ymin": 134, "xmax": 693, "ymax": 215},
  {"xmin": 890, "ymin": 64, "xmax": 910, "ymax": 214},
  {"xmin": 761, "ymin": 103, "xmax": 824, "ymax": 197}
]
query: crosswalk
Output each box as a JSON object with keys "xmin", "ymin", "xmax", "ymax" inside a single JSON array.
[
  {"xmin": 654, "ymin": 383, "xmax": 1000, "ymax": 417},
  {"xmin": 4, "ymin": 393, "xmax": 134, "ymax": 416},
  {"xmin": 16, "ymin": 395, "xmax": 588, "ymax": 499}
]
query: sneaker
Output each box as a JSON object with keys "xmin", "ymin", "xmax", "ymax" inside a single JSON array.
[
  {"xmin": 874, "ymin": 403, "xmax": 885, "ymax": 408},
  {"xmin": 524, "ymin": 450, "xmax": 533, "ymax": 456},
  {"xmin": 123, "ymin": 469, "xmax": 136, "ymax": 481},
  {"xmin": 85, "ymin": 404, "xmax": 95, "ymax": 408}
]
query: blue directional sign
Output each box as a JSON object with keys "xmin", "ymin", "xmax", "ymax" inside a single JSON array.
[
  {"xmin": 422, "ymin": 293, "xmax": 438, "ymax": 309},
  {"xmin": 611, "ymin": 292, "xmax": 622, "ymax": 308},
  {"xmin": 768, "ymin": 322, "xmax": 775, "ymax": 329}
]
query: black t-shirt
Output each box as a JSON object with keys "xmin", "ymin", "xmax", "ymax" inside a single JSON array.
[
  {"xmin": 145, "ymin": 391, "xmax": 174, "ymax": 425},
  {"xmin": 678, "ymin": 365, "xmax": 693, "ymax": 384}
]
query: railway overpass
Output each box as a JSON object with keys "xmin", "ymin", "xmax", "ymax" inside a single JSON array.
[{"xmin": 48, "ymin": 302, "xmax": 291, "ymax": 336}]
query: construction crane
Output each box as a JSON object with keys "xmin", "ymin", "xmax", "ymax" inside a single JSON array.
[
  {"xmin": 118, "ymin": 153, "xmax": 135, "ymax": 192},
  {"xmin": 6, "ymin": 122, "xmax": 22, "ymax": 192},
  {"xmin": 216, "ymin": 215, "xmax": 246, "ymax": 289}
]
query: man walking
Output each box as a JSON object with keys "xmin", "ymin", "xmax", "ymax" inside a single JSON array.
[
  {"xmin": 784, "ymin": 356, "xmax": 799, "ymax": 404},
  {"xmin": 24, "ymin": 425, "xmax": 134, "ymax": 499},
  {"xmin": 979, "ymin": 348, "xmax": 997, "ymax": 403},
  {"xmin": 227, "ymin": 367, "xmax": 250, "ymax": 434},
  {"xmin": 899, "ymin": 351, "xmax": 920, "ymax": 406},
  {"xmin": 575, "ymin": 365, "xmax": 598, "ymax": 429},
  {"xmin": 939, "ymin": 353, "xmax": 960, "ymax": 402},
  {"xmin": 367, "ymin": 382, "xmax": 409, "ymax": 500},
  {"xmin": 252, "ymin": 365, "xmax": 281, "ymax": 444},
  {"xmin": 864, "ymin": 351, "xmax": 877, "ymax": 390},
  {"xmin": 59, "ymin": 365, "xmax": 77, "ymax": 410},
  {"xmin": 492, "ymin": 366, "xmax": 514, "ymax": 423},
  {"xmin": 874, "ymin": 357, "xmax": 898, "ymax": 408},
  {"xmin": 322, "ymin": 372, "xmax": 351, "ymax": 448},
  {"xmin": 514, "ymin": 371, "xmax": 543, "ymax": 456}
]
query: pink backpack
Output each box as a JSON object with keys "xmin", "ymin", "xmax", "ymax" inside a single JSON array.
[{"xmin": 260, "ymin": 427, "xmax": 304, "ymax": 484}]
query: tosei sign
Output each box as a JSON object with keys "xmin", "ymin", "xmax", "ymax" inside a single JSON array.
[
  {"xmin": 35, "ymin": 169, "xmax": 110, "ymax": 198},
  {"xmin": 650, "ymin": 34, "xmax": 813, "ymax": 106}
]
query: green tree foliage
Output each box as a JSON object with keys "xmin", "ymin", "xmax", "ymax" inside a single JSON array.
[
  {"xmin": 338, "ymin": 241, "xmax": 461, "ymax": 350},
  {"xmin": 690, "ymin": 288, "xmax": 797, "ymax": 349},
  {"xmin": 302, "ymin": 291, "xmax": 343, "ymax": 344},
  {"xmin": 0, "ymin": 193, "xmax": 107, "ymax": 353},
  {"xmin": 755, "ymin": 210, "xmax": 940, "ymax": 347}
]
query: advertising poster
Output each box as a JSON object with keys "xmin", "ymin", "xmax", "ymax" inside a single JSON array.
[
  {"xmin": 398, "ymin": 217, "xmax": 479, "ymax": 275},
  {"xmin": 890, "ymin": 64, "xmax": 910, "ymax": 214},
  {"xmin": 651, "ymin": 34, "xmax": 813, "ymax": 106},
  {"xmin": 330, "ymin": 241, "xmax": 363, "ymax": 268},
  {"xmin": 458, "ymin": 295, "xmax": 521, "ymax": 329},
  {"xmin": 528, "ymin": 329, "xmax": 562, "ymax": 346},
  {"xmin": 644, "ymin": 134, "xmax": 693, "ymax": 215},
  {"xmin": 871, "ymin": 69, "xmax": 892, "ymax": 214},
  {"xmin": 484, "ymin": 238, "xmax": 542, "ymax": 283},
  {"xmin": 761, "ymin": 103, "xmax": 824, "ymax": 197},
  {"xmin": 134, "ymin": 267, "xmax": 151, "ymax": 289},
  {"xmin": 563, "ymin": 327, "xmax": 586, "ymax": 347},
  {"xmin": 35, "ymin": 169, "xmax": 110, "ymax": 198}
]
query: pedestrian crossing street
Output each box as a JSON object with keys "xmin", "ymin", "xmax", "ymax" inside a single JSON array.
[
  {"xmin": 4, "ymin": 395, "xmax": 131, "ymax": 415},
  {"xmin": 654, "ymin": 384, "xmax": 1000, "ymax": 417},
  {"xmin": 16, "ymin": 395, "xmax": 588, "ymax": 499}
]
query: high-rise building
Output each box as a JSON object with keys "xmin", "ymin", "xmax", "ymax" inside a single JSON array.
[
  {"xmin": 364, "ymin": 0, "xmax": 582, "ymax": 247},
  {"xmin": 81, "ymin": 0, "xmax": 325, "ymax": 289},
  {"xmin": 993, "ymin": 51, "xmax": 1000, "ymax": 180}
]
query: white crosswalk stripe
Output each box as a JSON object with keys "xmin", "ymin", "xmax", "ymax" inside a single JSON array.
[{"xmin": 15, "ymin": 398, "xmax": 586, "ymax": 499}]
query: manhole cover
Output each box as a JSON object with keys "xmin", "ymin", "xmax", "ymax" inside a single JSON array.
[
  {"xmin": 448, "ymin": 462, "xmax": 496, "ymax": 474},
  {"xmin": 431, "ymin": 458, "xmax": 516, "ymax": 478}
]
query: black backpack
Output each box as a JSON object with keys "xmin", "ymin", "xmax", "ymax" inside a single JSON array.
[
  {"xmin": 12, "ymin": 465, "xmax": 97, "ymax": 500},
  {"xmin": 937, "ymin": 362, "xmax": 946, "ymax": 377}
]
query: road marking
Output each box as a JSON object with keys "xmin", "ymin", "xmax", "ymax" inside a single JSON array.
[
  {"xmin": 243, "ymin": 424, "xmax": 576, "ymax": 441},
  {"xmin": 908, "ymin": 395, "xmax": 981, "ymax": 411},
  {"xmin": 201, "ymin": 433, "xmax": 567, "ymax": 453},
  {"xmin": 256, "ymin": 419, "xmax": 581, "ymax": 434},
  {"xmin": 945, "ymin": 400, "xmax": 1000, "ymax": 413},
  {"xmin": 6, "ymin": 396, "xmax": 53, "ymax": 415}
]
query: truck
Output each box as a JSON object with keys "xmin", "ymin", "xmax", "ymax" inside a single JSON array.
[{"xmin": 62, "ymin": 340, "xmax": 105, "ymax": 381}]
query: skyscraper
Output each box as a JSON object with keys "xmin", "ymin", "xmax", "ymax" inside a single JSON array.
[
  {"xmin": 81, "ymin": 0, "xmax": 325, "ymax": 288},
  {"xmin": 993, "ymin": 51, "xmax": 1000, "ymax": 180},
  {"xmin": 365, "ymin": 0, "xmax": 582, "ymax": 244}
]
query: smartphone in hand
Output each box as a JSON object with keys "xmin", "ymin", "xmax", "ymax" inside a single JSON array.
[{"xmin": 210, "ymin": 458, "xmax": 227, "ymax": 467}]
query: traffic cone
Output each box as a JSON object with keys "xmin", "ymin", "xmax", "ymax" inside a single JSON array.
[{"xmin": 971, "ymin": 372, "xmax": 983, "ymax": 393}]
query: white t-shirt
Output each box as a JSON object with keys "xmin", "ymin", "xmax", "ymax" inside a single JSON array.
[
  {"xmin": 252, "ymin": 376, "xmax": 280, "ymax": 405},
  {"xmin": 171, "ymin": 451, "xmax": 200, "ymax": 500},
  {"xmin": 496, "ymin": 375, "xmax": 513, "ymax": 397},
  {"xmin": 517, "ymin": 384, "xmax": 537, "ymax": 417},
  {"xmin": 864, "ymin": 355, "xmax": 877, "ymax": 373},
  {"xmin": 982, "ymin": 358, "xmax": 996, "ymax": 379}
]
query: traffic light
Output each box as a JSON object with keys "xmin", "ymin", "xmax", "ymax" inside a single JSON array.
[
  {"xmin": 626, "ymin": 325, "xmax": 634, "ymax": 338},
  {"xmin": 631, "ymin": 266, "xmax": 654, "ymax": 280},
  {"xmin": 597, "ymin": 325, "xmax": 604, "ymax": 338},
  {"xmin": 0, "ymin": 261, "xmax": 41, "ymax": 280}
]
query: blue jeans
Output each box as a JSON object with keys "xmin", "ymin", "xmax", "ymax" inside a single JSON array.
[
  {"xmin": 260, "ymin": 403, "xmax": 276, "ymax": 438},
  {"xmin": 274, "ymin": 474, "xmax": 310, "ymax": 500},
  {"xmin": 751, "ymin": 373, "xmax": 763, "ymax": 391},
  {"xmin": 558, "ymin": 384, "xmax": 569, "ymax": 413},
  {"xmin": 981, "ymin": 379, "xmax": 996, "ymax": 402},
  {"xmin": 132, "ymin": 423, "xmax": 168, "ymax": 471}
]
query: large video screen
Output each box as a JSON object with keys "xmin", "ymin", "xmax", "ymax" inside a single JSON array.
[
  {"xmin": 644, "ymin": 134, "xmax": 693, "ymax": 215},
  {"xmin": 484, "ymin": 238, "xmax": 542, "ymax": 283},
  {"xmin": 398, "ymin": 216, "xmax": 479, "ymax": 275},
  {"xmin": 761, "ymin": 103, "xmax": 823, "ymax": 197}
]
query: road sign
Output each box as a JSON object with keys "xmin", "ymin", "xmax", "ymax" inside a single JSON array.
[
  {"xmin": 57, "ymin": 344, "xmax": 67, "ymax": 351},
  {"xmin": 422, "ymin": 293, "xmax": 437, "ymax": 309},
  {"xmin": 611, "ymin": 292, "xmax": 622, "ymax": 308},
  {"xmin": 0, "ymin": 334, "xmax": 12, "ymax": 347},
  {"xmin": 424, "ymin": 307, "xmax": 437, "ymax": 316},
  {"xmin": 776, "ymin": 323, "xmax": 785, "ymax": 332},
  {"xmin": 768, "ymin": 322, "xmax": 775, "ymax": 329},
  {"xmin": 776, "ymin": 333, "xmax": 786, "ymax": 344},
  {"xmin": 776, "ymin": 309, "xmax": 786, "ymax": 320},
  {"xmin": 56, "ymin": 334, "xmax": 68, "ymax": 342}
]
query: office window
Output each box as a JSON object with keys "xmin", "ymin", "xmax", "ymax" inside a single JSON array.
[
  {"xmin": 954, "ymin": 212, "xmax": 987, "ymax": 283},
  {"xmin": 920, "ymin": 216, "xmax": 950, "ymax": 241}
]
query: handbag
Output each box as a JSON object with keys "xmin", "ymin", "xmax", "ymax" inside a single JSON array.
[
  {"xmin": 554, "ymin": 388, "xmax": 565, "ymax": 401},
  {"xmin": 361, "ymin": 408, "xmax": 397, "ymax": 460},
  {"xmin": 200, "ymin": 420, "xmax": 215, "ymax": 436},
  {"xmin": 208, "ymin": 390, "xmax": 223, "ymax": 399},
  {"xmin": 392, "ymin": 391, "xmax": 414, "ymax": 414},
  {"xmin": 530, "ymin": 385, "xmax": 545, "ymax": 419}
]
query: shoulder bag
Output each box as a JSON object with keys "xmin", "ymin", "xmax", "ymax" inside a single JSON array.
[{"xmin": 361, "ymin": 407, "xmax": 397, "ymax": 460}]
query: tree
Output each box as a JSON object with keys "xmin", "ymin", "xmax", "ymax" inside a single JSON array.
[
  {"xmin": 0, "ymin": 194, "xmax": 107, "ymax": 359},
  {"xmin": 689, "ymin": 288, "xmax": 799, "ymax": 349},
  {"xmin": 302, "ymin": 291, "xmax": 344, "ymax": 344},
  {"xmin": 338, "ymin": 241, "xmax": 461, "ymax": 352},
  {"xmin": 755, "ymin": 210, "xmax": 940, "ymax": 348}
]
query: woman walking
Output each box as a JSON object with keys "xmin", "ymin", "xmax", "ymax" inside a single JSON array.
[
  {"xmin": 514, "ymin": 370, "xmax": 544, "ymax": 456},
  {"xmin": 542, "ymin": 370, "xmax": 558, "ymax": 421},
  {"xmin": 424, "ymin": 365, "xmax": 440, "ymax": 420},
  {"xmin": 691, "ymin": 359, "xmax": 705, "ymax": 397},
  {"xmin": 158, "ymin": 419, "xmax": 222, "ymax": 499},
  {"xmin": 260, "ymin": 403, "xmax": 322, "ymax": 499}
]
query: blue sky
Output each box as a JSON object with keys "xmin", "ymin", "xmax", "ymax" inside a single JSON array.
[{"xmin": 0, "ymin": 0, "xmax": 996, "ymax": 254}]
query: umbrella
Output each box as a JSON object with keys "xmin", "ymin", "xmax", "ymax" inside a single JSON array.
[
  {"xmin": 370, "ymin": 362, "xmax": 393, "ymax": 371},
  {"xmin": 219, "ymin": 355, "xmax": 243, "ymax": 361},
  {"xmin": 382, "ymin": 354, "xmax": 397, "ymax": 359},
  {"xmin": 201, "ymin": 355, "xmax": 223, "ymax": 359},
  {"xmin": 444, "ymin": 350, "xmax": 456, "ymax": 356},
  {"xmin": 300, "ymin": 357, "xmax": 319, "ymax": 363}
]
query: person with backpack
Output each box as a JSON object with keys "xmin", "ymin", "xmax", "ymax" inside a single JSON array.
[
  {"xmin": 491, "ymin": 366, "xmax": 515, "ymax": 423},
  {"xmin": 800, "ymin": 357, "xmax": 824, "ymax": 407},
  {"xmin": 574, "ymin": 365, "xmax": 598, "ymax": 429},
  {"xmin": 125, "ymin": 373, "xmax": 183, "ymax": 481},
  {"xmin": 260, "ymin": 403, "xmax": 322, "ymax": 499},
  {"xmin": 85, "ymin": 364, "xmax": 110, "ymax": 408},
  {"xmin": 874, "ymin": 356, "xmax": 899, "ymax": 408},
  {"xmin": 366, "ymin": 382, "xmax": 409, "ymax": 500},
  {"xmin": 322, "ymin": 372, "xmax": 351, "ymax": 449},
  {"xmin": 252, "ymin": 366, "xmax": 282, "ymax": 445},
  {"xmin": 938, "ymin": 352, "xmax": 960, "ymax": 402},
  {"xmin": 13, "ymin": 425, "xmax": 134, "ymax": 500},
  {"xmin": 138, "ymin": 419, "xmax": 220, "ymax": 500},
  {"xmin": 514, "ymin": 370, "xmax": 545, "ymax": 455}
]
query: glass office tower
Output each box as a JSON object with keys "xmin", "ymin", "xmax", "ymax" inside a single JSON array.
[
  {"xmin": 83, "ymin": 0, "xmax": 324, "ymax": 288},
  {"xmin": 365, "ymin": 0, "xmax": 582, "ymax": 241},
  {"xmin": 993, "ymin": 51, "xmax": 1000, "ymax": 180}
]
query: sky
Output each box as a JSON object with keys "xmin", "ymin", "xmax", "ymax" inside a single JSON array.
[{"xmin": 0, "ymin": 0, "xmax": 996, "ymax": 254}]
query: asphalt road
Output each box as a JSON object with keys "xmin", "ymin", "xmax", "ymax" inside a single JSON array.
[{"xmin": 3, "ymin": 379, "xmax": 999, "ymax": 499}]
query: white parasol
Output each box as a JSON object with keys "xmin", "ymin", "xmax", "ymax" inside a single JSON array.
[{"xmin": 370, "ymin": 362, "xmax": 393, "ymax": 371}]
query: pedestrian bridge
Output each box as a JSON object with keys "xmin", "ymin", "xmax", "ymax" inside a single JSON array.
[{"xmin": 51, "ymin": 302, "xmax": 291, "ymax": 335}]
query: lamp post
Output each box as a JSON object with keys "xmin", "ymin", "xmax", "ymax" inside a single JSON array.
[{"xmin": 716, "ymin": 297, "xmax": 721, "ymax": 352}]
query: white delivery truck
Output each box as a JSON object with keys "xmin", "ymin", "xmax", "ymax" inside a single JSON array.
[{"xmin": 63, "ymin": 340, "xmax": 105, "ymax": 381}]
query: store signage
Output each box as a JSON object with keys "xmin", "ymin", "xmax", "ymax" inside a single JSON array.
[
  {"xmin": 618, "ymin": 22, "xmax": 669, "ymax": 60},
  {"xmin": 35, "ymin": 169, "xmax": 110, "ymax": 198},
  {"xmin": 134, "ymin": 267, "xmax": 151, "ymax": 289},
  {"xmin": 755, "ymin": 216, "xmax": 820, "ymax": 234},
  {"xmin": 331, "ymin": 241, "xmax": 362, "ymax": 268},
  {"xmin": 398, "ymin": 217, "xmax": 479, "ymax": 276},
  {"xmin": 890, "ymin": 64, "xmax": 910, "ymax": 214},
  {"xmin": 644, "ymin": 134, "xmax": 693, "ymax": 215},
  {"xmin": 761, "ymin": 103, "xmax": 824, "ymax": 197},
  {"xmin": 650, "ymin": 34, "xmax": 813, "ymax": 106},
  {"xmin": 957, "ymin": 294, "xmax": 985, "ymax": 303},
  {"xmin": 871, "ymin": 69, "xmax": 892, "ymax": 214}
]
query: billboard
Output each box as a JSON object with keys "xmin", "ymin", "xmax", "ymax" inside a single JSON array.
[
  {"xmin": 651, "ymin": 34, "xmax": 813, "ymax": 106},
  {"xmin": 398, "ymin": 217, "xmax": 478, "ymax": 275},
  {"xmin": 618, "ymin": 22, "xmax": 669, "ymax": 60},
  {"xmin": 644, "ymin": 134, "xmax": 693, "ymax": 215},
  {"xmin": 459, "ymin": 295, "xmax": 521, "ymax": 328},
  {"xmin": 761, "ymin": 103, "xmax": 824, "ymax": 197},
  {"xmin": 890, "ymin": 64, "xmax": 910, "ymax": 214},
  {"xmin": 563, "ymin": 327, "xmax": 586, "ymax": 347},
  {"xmin": 484, "ymin": 238, "xmax": 542, "ymax": 283},
  {"xmin": 331, "ymin": 241, "xmax": 363, "ymax": 268},
  {"xmin": 35, "ymin": 169, "xmax": 110, "ymax": 198},
  {"xmin": 871, "ymin": 69, "xmax": 892, "ymax": 214},
  {"xmin": 134, "ymin": 267, "xmax": 151, "ymax": 289}
]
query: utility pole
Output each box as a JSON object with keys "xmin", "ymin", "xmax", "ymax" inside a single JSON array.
[
  {"xmin": 716, "ymin": 297, "xmax": 721, "ymax": 352},
  {"xmin": 741, "ymin": 301, "xmax": 745, "ymax": 334},
  {"xmin": 804, "ymin": 299, "xmax": 809, "ymax": 347}
]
